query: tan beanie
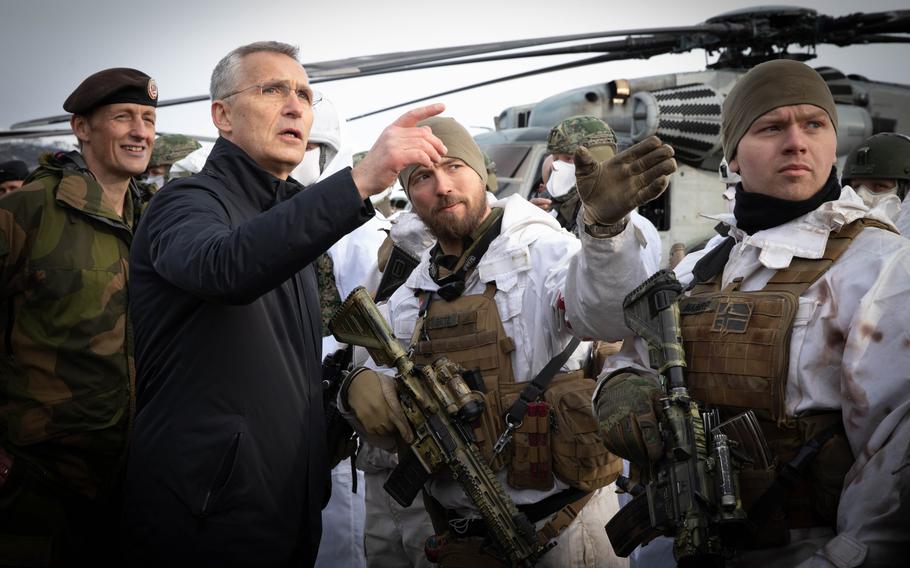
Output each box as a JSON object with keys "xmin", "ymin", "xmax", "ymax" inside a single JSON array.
[
  {"xmin": 722, "ymin": 59, "xmax": 838, "ymax": 161},
  {"xmin": 398, "ymin": 117, "xmax": 487, "ymax": 193}
]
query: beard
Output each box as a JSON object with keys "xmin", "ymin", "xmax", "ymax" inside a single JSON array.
[{"xmin": 422, "ymin": 194, "xmax": 487, "ymax": 244}]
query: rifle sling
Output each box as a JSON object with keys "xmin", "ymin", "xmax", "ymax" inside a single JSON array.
[
  {"xmin": 517, "ymin": 486, "xmax": 588, "ymax": 523},
  {"xmin": 503, "ymin": 337, "xmax": 581, "ymax": 427},
  {"xmin": 687, "ymin": 235, "xmax": 735, "ymax": 290}
]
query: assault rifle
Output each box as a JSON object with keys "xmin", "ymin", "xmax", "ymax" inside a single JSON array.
[
  {"xmin": 605, "ymin": 270, "xmax": 748, "ymax": 566},
  {"xmin": 329, "ymin": 287, "xmax": 550, "ymax": 567}
]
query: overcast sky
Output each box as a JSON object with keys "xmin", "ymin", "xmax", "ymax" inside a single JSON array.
[{"xmin": 2, "ymin": 0, "xmax": 908, "ymax": 152}]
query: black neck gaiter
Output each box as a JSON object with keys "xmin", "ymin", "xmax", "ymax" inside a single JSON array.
[
  {"xmin": 733, "ymin": 167, "xmax": 841, "ymax": 235},
  {"xmin": 429, "ymin": 209, "xmax": 504, "ymax": 301}
]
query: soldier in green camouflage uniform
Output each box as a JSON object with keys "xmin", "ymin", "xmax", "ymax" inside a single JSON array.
[
  {"xmin": 0, "ymin": 67, "xmax": 157, "ymax": 566},
  {"xmin": 544, "ymin": 115, "xmax": 617, "ymax": 233},
  {"xmin": 144, "ymin": 133, "xmax": 200, "ymax": 188}
]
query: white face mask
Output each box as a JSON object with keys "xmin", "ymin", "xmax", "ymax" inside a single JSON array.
[
  {"xmin": 295, "ymin": 147, "xmax": 322, "ymax": 186},
  {"xmin": 855, "ymin": 184, "xmax": 900, "ymax": 209},
  {"xmin": 546, "ymin": 160, "xmax": 576, "ymax": 198}
]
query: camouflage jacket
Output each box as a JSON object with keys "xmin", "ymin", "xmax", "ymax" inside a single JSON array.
[{"xmin": 0, "ymin": 151, "xmax": 147, "ymax": 498}]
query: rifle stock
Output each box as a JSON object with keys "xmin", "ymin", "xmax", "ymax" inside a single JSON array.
[{"xmin": 330, "ymin": 287, "xmax": 550, "ymax": 567}]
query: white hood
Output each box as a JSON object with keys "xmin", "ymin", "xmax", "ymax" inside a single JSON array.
[
  {"xmin": 292, "ymin": 96, "xmax": 352, "ymax": 183},
  {"xmin": 169, "ymin": 145, "xmax": 212, "ymax": 178}
]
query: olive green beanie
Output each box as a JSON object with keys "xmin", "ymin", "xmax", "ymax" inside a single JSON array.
[
  {"xmin": 398, "ymin": 117, "xmax": 487, "ymax": 193},
  {"xmin": 722, "ymin": 59, "xmax": 837, "ymax": 161}
]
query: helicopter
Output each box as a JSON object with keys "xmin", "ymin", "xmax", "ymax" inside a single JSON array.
[
  {"xmin": 3, "ymin": 6, "xmax": 908, "ymax": 262},
  {"xmin": 474, "ymin": 6, "xmax": 910, "ymax": 261}
]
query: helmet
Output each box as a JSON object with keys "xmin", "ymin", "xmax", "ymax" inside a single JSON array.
[
  {"xmin": 483, "ymin": 152, "xmax": 498, "ymax": 193},
  {"xmin": 150, "ymin": 134, "xmax": 201, "ymax": 167},
  {"xmin": 842, "ymin": 133, "xmax": 910, "ymax": 184},
  {"xmin": 546, "ymin": 115, "xmax": 616, "ymax": 155},
  {"xmin": 718, "ymin": 158, "xmax": 741, "ymax": 185}
]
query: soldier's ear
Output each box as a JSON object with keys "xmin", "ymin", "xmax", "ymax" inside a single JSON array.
[
  {"xmin": 70, "ymin": 114, "xmax": 91, "ymax": 145},
  {"xmin": 211, "ymin": 100, "xmax": 232, "ymax": 135},
  {"xmin": 728, "ymin": 157, "xmax": 740, "ymax": 174}
]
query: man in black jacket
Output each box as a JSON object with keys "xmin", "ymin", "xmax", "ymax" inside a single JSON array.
[{"xmin": 123, "ymin": 41, "xmax": 446, "ymax": 566}]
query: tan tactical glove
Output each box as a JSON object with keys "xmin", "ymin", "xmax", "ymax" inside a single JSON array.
[
  {"xmin": 594, "ymin": 370, "xmax": 665, "ymax": 473},
  {"xmin": 575, "ymin": 136, "xmax": 677, "ymax": 226},
  {"xmin": 343, "ymin": 367, "xmax": 413, "ymax": 445}
]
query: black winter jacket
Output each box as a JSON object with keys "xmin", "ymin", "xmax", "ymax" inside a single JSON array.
[{"xmin": 124, "ymin": 137, "xmax": 372, "ymax": 566}]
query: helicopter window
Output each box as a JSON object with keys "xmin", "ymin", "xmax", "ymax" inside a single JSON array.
[
  {"xmin": 484, "ymin": 144, "xmax": 531, "ymax": 178},
  {"xmin": 872, "ymin": 117, "xmax": 896, "ymax": 134}
]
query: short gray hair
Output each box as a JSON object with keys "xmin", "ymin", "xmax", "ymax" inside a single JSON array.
[{"xmin": 210, "ymin": 41, "xmax": 300, "ymax": 100}]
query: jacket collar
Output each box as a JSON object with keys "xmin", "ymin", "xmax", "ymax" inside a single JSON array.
[
  {"xmin": 202, "ymin": 137, "xmax": 304, "ymax": 211},
  {"xmin": 44, "ymin": 150, "xmax": 139, "ymax": 228},
  {"xmin": 703, "ymin": 187, "xmax": 897, "ymax": 270},
  {"xmin": 409, "ymin": 194, "xmax": 565, "ymax": 291}
]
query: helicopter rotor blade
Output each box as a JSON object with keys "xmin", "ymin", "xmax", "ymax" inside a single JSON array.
[
  {"xmin": 346, "ymin": 49, "xmax": 669, "ymax": 121},
  {"xmin": 304, "ymin": 25, "xmax": 718, "ymax": 79},
  {"xmin": 9, "ymin": 94, "xmax": 213, "ymax": 130},
  {"xmin": 9, "ymin": 10, "xmax": 909, "ymax": 129},
  {"xmin": 0, "ymin": 128, "xmax": 75, "ymax": 139}
]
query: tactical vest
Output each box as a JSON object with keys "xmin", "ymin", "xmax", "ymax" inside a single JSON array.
[
  {"xmin": 678, "ymin": 219, "xmax": 890, "ymax": 540},
  {"xmin": 410, "ymin": 283, "xmax": 620, "ymax": 492}
]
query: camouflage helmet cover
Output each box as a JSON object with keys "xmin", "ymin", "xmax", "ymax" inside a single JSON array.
[
  {"xmin": 150, "ymin": 134, "xmax": 201, "ymax": 167},
  {"xmin": 547, "ymin": 115, "xmax": 617, "ymax": 155},
  {"xmin": 842, "ymin": 132, "xmax": 910, "ymax": 183}
]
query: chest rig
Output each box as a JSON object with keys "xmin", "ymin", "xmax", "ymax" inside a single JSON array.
[
  {"xmin": 410, "ymin": 284, "xmax": 620, "ymax": 496},
  {"xmin": 410, "ymin": 284, "xmax": 519, "ymax": 473},
  {"xmin": 678, "ymin": 218, "xmax": 890, "ymax": 536}
]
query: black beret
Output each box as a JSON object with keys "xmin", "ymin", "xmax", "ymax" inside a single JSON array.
[
  {"xmin": 0, "ymin": 160, "xmax": 29, "ymax": 183},
  {"xmin": 63, "ymin": 67, "xmax": 158, "ymax": 115}
]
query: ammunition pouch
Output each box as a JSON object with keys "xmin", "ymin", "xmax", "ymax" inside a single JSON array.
[
  {"xmin": 736, "ymin": 412, "xmax": 851, "ymax": 548},
  {"xmin": 499, "ymin": 382, "xmax": 553, "ymax": 491},
  {"xmin": 543, "ymin": 373, "xmax": 622, "ymax": 491}
]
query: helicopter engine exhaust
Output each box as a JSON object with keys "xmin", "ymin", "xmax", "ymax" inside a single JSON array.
[{"xmin": 630, "ymin": 83, "xmax": 724, "ymax": 167}]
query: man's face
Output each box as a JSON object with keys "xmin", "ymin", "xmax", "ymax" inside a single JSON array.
[
  {"xmin": 537, "ymin": 154, "xmax": 555, "ymax": 195},
  {"xmin": 408, "ymin": 157, "xmax": 490, "ymax": 244},
  {"xmin": 730, "ymin": 104, "xmax": 837, "ymax": 201},
  {"xmin": 74, "ymin": 103, "xmax": 156, "ymax": 183},
  {"xmin": 213, "ymin": 51, "xmax": 314, "ymax": 179},
  {"xmin": 147, "ymin": 164, "xmax": 169, "ymax": 177},
  {"xmin": 0, "ymin": 180, "xmax": 23, "ymax": 196}
]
